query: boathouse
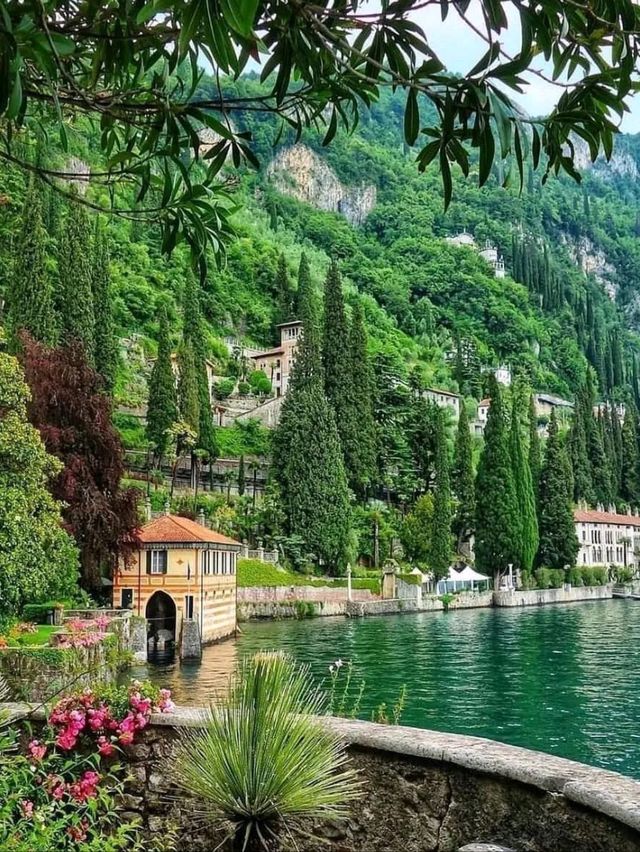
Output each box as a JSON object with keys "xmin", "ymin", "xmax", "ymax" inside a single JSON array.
[{"xmin": 113, "ymin": 514, "xmax": 241, "ymax": 657}]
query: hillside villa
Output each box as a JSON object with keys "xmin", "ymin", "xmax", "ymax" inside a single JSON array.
[
  {"xmin": 113, "ymin": 513, "xmax": 241, "ymax": 656},
  {"xmin": 574, "ymin": 505, "xmax": 640, "ymax": 569},
  {"xmin": 250, "ymin": 320, "xmax": 302, "ymax": 397}
]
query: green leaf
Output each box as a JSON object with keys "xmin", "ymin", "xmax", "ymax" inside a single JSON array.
[
  {"xmin": 404, "ymin": 88, "xmax": 419, "ymax": 146},
  {"xmin": 220, "ymin": 0, "xmax": 258, "ymax": 37}
]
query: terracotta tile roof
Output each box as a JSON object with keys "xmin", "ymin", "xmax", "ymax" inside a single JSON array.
[
  {"xmin": 139, "ymin": 515, "xmax": 241, "ymax": 546},
  {"xmin": 573, "ymin": 509, "xmax": 640, "ymax": 527},
  {"xmin": 425, "ymin": 387, "xmax": 460, "ymax": 399},
  {"xmin": 251, "ymin": 347, "xmax": 284, "ymax": 359},
  {"xmin": 478, "ymin": 398, "xmax": 491, "ymax": 407}
]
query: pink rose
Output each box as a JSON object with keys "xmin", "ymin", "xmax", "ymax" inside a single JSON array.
[
  {"xmin": 97, "ymin": 735, "xmax": 115, "ymax": 757},
  {"xmin": 28, "ymin": 740, "xmax": 47, "ymax": 761}
]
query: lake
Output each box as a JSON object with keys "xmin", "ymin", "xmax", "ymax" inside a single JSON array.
[{"xmin": 132, "ymin": 599, "xmax": 640, "ymax": 778}]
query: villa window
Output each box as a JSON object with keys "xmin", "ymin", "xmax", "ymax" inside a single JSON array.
[
  {"xmin": 185, "ymin": 595, "xmax": 194, "ymax": 619},
  {"xmin": 146, "ymin": 549, "xmax": 168, "ymax": 574},
  {"xmin": 202, "ymin": 551, "xmax": 211, "ymax": 575}
]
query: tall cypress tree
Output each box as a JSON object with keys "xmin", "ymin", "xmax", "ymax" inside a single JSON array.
[
  {"xmin": 8, "ymin": 175, "xmax": 57, "ymax": 348},
  {"xmin": 91, "ymin": 223, "xmax": 118, "ymax": 392},
  {"xmin": 58, "ymin": 196, "xmax": 95, "ymax": 359},
  {"xmin": 274, "ymin": 253, "xmax": 294, "ymax": 327},
  {"xmin": 428, "ymin": 407, "xmax": 452, "ymax": 579},
  {"xmin": 345, "ymin": 302, "xmax": 377, "ymax": 493},
  {"xmin": 510, "ymin": 393, "xmax": 538, "ymax": 573},
  {"xmin": 146, "ymin": 306, "xmax": 177, "ymax": 463},
  {"xmin": 272, "ymin": 262, "xmax": 350, "ymax": 572},
  {"xmin": 296, "ymin": 252, "xmax": 312, "ymax": 319},
  {"xmin": 177, "ymin": 340, "xmax": 200, "ymax": 432},
  {"xmin": 537, "ymin": 410, "xmax": 579, "ymax": 569},
  {"xmin": 475, "ymin": 376, "xmax": 520, "ymax": 584},
  {"xmin": 452, "ymin": 400, "xmax": 475, "ymax": 556},
  {"xmin": 322, "ymin": 260, "xmax": 356, "ymax": 475},
  {"xmin": 621, "ymin": 402, "xmax": 640, "ymax": 505},
  {"xmin": 528, "ymin": 394, "xmax": 541, "ymax": 497},
  {"xmin": 611, "ymin": 403, "xmax": 623, "ymax": 495},
  {"xmin": 568, "ymin": 393, "xmax": 594, "ymax": 504}
]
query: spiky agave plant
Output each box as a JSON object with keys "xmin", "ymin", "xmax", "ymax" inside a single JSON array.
[{"xmin": 173, "ymin": 652, "xmax": 361, "ymax": 852}]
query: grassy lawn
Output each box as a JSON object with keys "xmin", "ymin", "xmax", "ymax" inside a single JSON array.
[{"xmin": 12, "ymin": 625, "xmax": 59, "ymax": 646}]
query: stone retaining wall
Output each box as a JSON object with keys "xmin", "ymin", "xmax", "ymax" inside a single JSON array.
[
  {"xmin": 494, "ymin": 585, "xmax": 613, "ymax": 608},
  {"xmin": 89, "ymin": 711, "xmax": 640, "ymax": 850},
  {"xmin": 237, "ymin": 585, "xmax": 376, "ymax": 603},
  {"xmin": 238, "ymin": 600, "xmax": 346, "ymax": 620}
]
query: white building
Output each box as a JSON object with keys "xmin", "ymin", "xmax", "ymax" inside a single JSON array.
[
  {"xmin": 423, "ymin": 387, "xmax": 460, "ymax": 417},
  {"xmin": 574, "ymin": 506, "xmax": 640, "ymax": 569},
  {"xmin": 446, "ymin": 233, "xmax": 506, "ymax": 277},
  {"xmin": 250, "ymin": 320, "xmax": 302, "ymax": 397},
  {"xmin": 593, "ymin": 400, "xmax": 626, "ymax": 423}
]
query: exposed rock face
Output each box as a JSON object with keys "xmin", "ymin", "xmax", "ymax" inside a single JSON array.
[
  {"xmin": 560, "ymin": 233, "xmax": 618, "ymax": 299},
  {"xmin": 266, "ymin": 144, "xmax": 376, "ymax": 225},
  {"xmin": 571, "ymin": 136, "xmax": 639, "ymax": 181}
]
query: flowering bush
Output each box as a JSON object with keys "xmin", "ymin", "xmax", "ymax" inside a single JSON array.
[
  {"xmin": 52, "ymin": 616, "xmax": 112, "ymax": 649},
  {"xmin": 0, "ymin": 681, "xmax": 174, "ymax": 850}
]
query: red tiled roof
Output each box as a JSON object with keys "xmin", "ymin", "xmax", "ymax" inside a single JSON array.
[
  {"xmin": 251, "ymin": 347, "xmax": 284, "ymax": 359},
  {"xmin": 573, "ymin": 509, "xmax": 640, "ymax": 527},
  {"xmin": 425, "ymin": 387, "xmax": 459, "ymax": 399},
  {"xmin": 478, "ymin": 398, "xmax": 491, "ymax": 407},
  {"xmin": 139, "ymin": 515, "xmax": 241, "ymax": 546}
]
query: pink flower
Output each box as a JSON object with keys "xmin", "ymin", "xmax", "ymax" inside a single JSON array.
[
  {"xmin": 20, "ymin": 800, "xmax": 34, "ymax": 819},
  {"xmin": 97, "ymin": 735, "xmax": 115, "ymax": 757},
  {"xmin": 118, "ymin": 729, "xmax": 135, "ymax": 746},
  {"xmin": 55, "ymin": 730, "xmax": 78, "ymax": 751},
  {"xmin": 28, "ymin": 740, "xmax": 47, "ymax": 761},
  {"xmin": 158, "ymin": 697, "xmax": 175, "ymax": 714},
  {"xmin": 134, "ymin": 713, "xmax": 148, "ymax": 730},
  {"xmin": 67, "ymin": 819, "xmax": 89, "ymax": 842},
  {"xmin": 52, "ymin": 782, "xmax": 66, "ymax": 800}
]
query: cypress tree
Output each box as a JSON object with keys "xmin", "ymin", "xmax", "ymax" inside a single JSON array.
[
  {"xmin": 537, "ymin": 410, "xmax": 579, "ymax": 569},
  {"xmin": 602, "ymin": 404, "xmax": 619, "ymax": 496},
  {"xmin": 345, "ymin": 302, "xmax": 377, "ymax": 493},
  {"xmin": 322, "ymin": 260, "xmax": 355, "ymax": 465},
  {"xmin": 475, "ymin": 376, "xmax": 520, "ymax": 585},
  {"xmin": 510, "ymin": 394, "xmax": 538, "ymax": 573},
  {"xmin": 274, "ymin": 253, "xmax": 294, "ymax": 327},
  {"xmin": 8, "ymin": 175, "xmax": 57, "ymax": 348},
  {"xmin": 238, "ymin": 454, "xmax": 246, "ymax": 497},
  {"xmin": 568, "ymin": 391, "xmax": 594, "ymax": 504},
  {"xmin": 452, "ymin": 401, "xmax": 475, "ymax": 556},
  {"xmin": 57, "ymin": 196, "xmax": 95, "ymax": 359},
  {"xmin": 611, "ymin": 403, "xmax": 623, "ymax": 495},
  {"xmin": 528, "ymin": 394, "xmax": 541, "ymax": 496},
  {"xmin": 296, "ymin": 252, "xmax": 312, "ymax": 319},
  {"xmin": 91, "ymin": 224, "xmax": 119, "ymax": 392},
  {"xmin": 428, "ymin": 407, "xmax": 452, "ymax": 579},
  {"xmin": 272, "ymin": 262, "xmax": 351, "ymax": 572},
  {"xmin": 146, "ymin": 306, "xmax": 177, "ymax": 463},
  {"xmin": 177, "ymin": 341, "xmax": 200, "ymax": 432},
  {"xmin": 621, "ymin": 403, "xmax": 640, "ymax": 505}
]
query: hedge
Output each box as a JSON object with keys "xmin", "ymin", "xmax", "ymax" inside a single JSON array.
[{"xmin": 237, "ymin": 559, "xmax": 380, "ymax": 594}]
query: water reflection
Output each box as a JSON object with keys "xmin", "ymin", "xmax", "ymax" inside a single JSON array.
[{"xmin": 134, "ymin": 600, "xmax": 640, "ymax": 778}]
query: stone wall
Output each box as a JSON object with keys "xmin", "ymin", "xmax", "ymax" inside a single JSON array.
[
  {"xmin": 105, "ymin": 711, "xmax": 640, "ymax": 850},
  {"xmin": 494, "ymin": 585, "xmax": 613, "ymax": 608},
  {"xmin": 238, "ymin": 600, "xmax": 346, "ymax": 620},
  {"xmin": 237, "ymin": 585, "xmax": 376, "ymax": 604}
]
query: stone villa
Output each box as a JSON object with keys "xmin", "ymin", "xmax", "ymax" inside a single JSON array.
[
  {"xmin": 113, "ymin": 514, "xmax": 241, "ymax": 655},
  {"xmin": 574, "ymin": 506, "xmax": 640, "ymax": 569},
  {"xmin": 250, "ymin": 320, "xmax": 302, "ymax": 397},
  {"xmin": 423, "ymin": 387, "xmax": 460, "ymax": 417}
]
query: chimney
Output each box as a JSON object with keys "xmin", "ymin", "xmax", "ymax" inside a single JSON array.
[
  {"xmin": 627, "ymin": 506, "xmax": 632, "ymax": 516},
  {"xmin": 144, "ymin": 497, "xmax": 152, "ymax": 522},
  {"xmin": 198, "ymin": 509, "xmax": 206, "ymax": 528},
  {"xmin": 164, "ymin": 500, "xmax": 170, "ymax": 516}
]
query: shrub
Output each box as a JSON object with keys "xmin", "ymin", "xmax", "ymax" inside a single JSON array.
[
  {"xmin": 248, "ymin": 369, "xmax": 272, "ymax": 396},
  {"xmin": 567, "ymin": 568, "xmax": 584, "ymax": 587},
  {"xmin": 22, "ymin": 602, "xmax": 65, "ymax": 624},
  {"xmin": 237, "ymin": 381, "xmax": 251, "ymax": 396},
  {"xmin": 173, "ymin": 652, "xmax": 360, "ymax": 851},
  {"xmin": 534, "ymin": 568, "xmax": 565, "ymax": 589},
  {"xmin": 214, "ymin": 378, "xmax": 236, "ymax": 399},
  {"xmin": 612, "ymin": 564, "xmax": 635, "ymax": 584},
  {"xmin": 591, "ymin": 566, "xmax": 608, "ymax": 586}
]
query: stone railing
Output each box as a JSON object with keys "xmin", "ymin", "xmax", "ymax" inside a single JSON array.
[{"xmin": 4, "ymin": 706, "xmax": 639, "ymax": 850}]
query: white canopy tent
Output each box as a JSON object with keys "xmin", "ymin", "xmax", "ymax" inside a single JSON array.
[
  {"xmin": 435, "ymin": 565, "xmax": 491, "ymax": 594},
  {"xmin": 456, "ymin": 565, "xmax": 491, "ymax": 590}
]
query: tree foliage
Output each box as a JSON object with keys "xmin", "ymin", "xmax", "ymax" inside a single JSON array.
[
  {"xmin": 3, "ymin": 1, "xmax": 638, "ymax": 269},
  {"xmin": 452, "ymin": 401, "xmax": 475, "ymax": 555},
  {"xmin": 91, "ymin": 223, "xmax": 119, "ymax": 391},
  {"xmin": 0, "ymin": 353, "xmax": 79, "ymax": 615},
  {"xmin": 428, "ymin": 408, "xmax": 452, "ymax": 581},
  {"xmin": 20, "ymin": 336, "xmax": 140, "ymax": 594},
  {"xmin": 57, "ymin": 197, "xmax": 95, "ymax": 359},
  {"xmin": 146, "ymin": 306, "xmax": 178, "ymax": 462}
]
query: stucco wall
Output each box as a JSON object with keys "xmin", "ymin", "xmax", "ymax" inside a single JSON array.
[
  {"xmin": 494, "ymin": 585, "xmax": 613, "ymax": 608},
  {"xmin": 106, "ymin": 712, "xmax": 640, "ymax": 850}
]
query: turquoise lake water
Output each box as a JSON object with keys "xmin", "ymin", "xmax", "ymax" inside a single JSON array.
[{"xmin": 136, "ymin": 599, "xmax": 640, "ymax": 778}]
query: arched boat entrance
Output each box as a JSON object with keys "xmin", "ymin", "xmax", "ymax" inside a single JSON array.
[{"xmin": 145, "ymin": 591, "xmax": 177, "ymax": 662}]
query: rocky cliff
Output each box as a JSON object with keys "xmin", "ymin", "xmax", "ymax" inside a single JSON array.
[{"xmin": 266, "ymin": 144, "xmax": 376, "ymax": 225}]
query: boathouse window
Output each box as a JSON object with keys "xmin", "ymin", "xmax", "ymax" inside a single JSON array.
[
  {"xmin": 202, "ymin": 551, "xmax": 211, "ymax": 575},
  {"xmin": 185, "ymin": 595, "xmax": 194, "ymax": 619},
  {"xmin": 146, "ymin": 549, "xmax": 168, "ymax": 574}
]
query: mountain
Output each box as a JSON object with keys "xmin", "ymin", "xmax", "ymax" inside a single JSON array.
[{"xmin": 2, "ymin": 84, "xmax": 640, "ymax": 457}]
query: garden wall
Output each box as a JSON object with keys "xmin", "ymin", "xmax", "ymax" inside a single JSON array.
[
  {"xmin": 104, "ymin": 711, "xmax": 640, "ymax": 850},
  {"xmin": 494, "ymin": 585, "xmax": 613, "ymax": 608}
]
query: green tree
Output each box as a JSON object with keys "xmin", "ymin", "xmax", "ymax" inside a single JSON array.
[
  {"xmin": 7, "ymin": 175, "xmax": 57, "ymax": 348},
  {"xmin": 296, "ymin": 252, "xmax": 312, "ymax": 319},
  {"xmin": 91, "ymin": 223, "xmax": 119, "ymax": 391},
  {"xmin": 0, "ymin": 353, "xmax": 79, "ymax": 615},
  {"xmin": 177, "ymin": 341, "xmax": 200, "ymax": 433},
  {"xmin": 57, "ymin": 197, "xmax": 95, "ymax": 359},
  {"xmin": 274, "ymin": 253, "xmax": 294, "ymax": 327},
  {"xmin": 272, "ymin": 264, "xmax": 350, "ymax": 572},
  {"xmin": 238, "ymin": 454, "xmax": 246, "ymax": 497},
  {"xmin": 510, "ymin": 394, "xmax": 538, "ymax": 573},
  {"xmin": 452, "ymin": 401, "xmax": 474, "ymax": 556},
  {"xmin": 428, "ymin": 408, "xmax": 452, "ymax": 580},
  {"xmin": 621, "ymin": 403, "xmax": 640, "ymax": 505},
  {"xmin": 537, "ymin": 410, "xmax": 579, "ymax": 570},
  {"xmin": 343, "ymin": 302, "xmax": 377, "ymax": 493},
  {"xmin": 528, "ymin": 394, "xmax": 541, "ymax": 496},
  {"xmin": 400, "ymin": 494, "xmax": 433, "ymax": 566},
  {"xmin": 475, "ymin": 376, "xmax": 520, "ymax": 586},
  {"xmin": 146, "ymin": 306, "xmax": 178, "ymax": 463},
  {"xmin": 568, "ymin": 394, "xmax": 594, "ymax": 504},
  {"xmin": 322, "ymin": 260, "xmax": 354, "ymax": 468}
]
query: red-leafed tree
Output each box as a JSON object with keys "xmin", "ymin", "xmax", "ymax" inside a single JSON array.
[{"xmin": 20, "ymin": 334, "xmax": 140, "ymax": 595}]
